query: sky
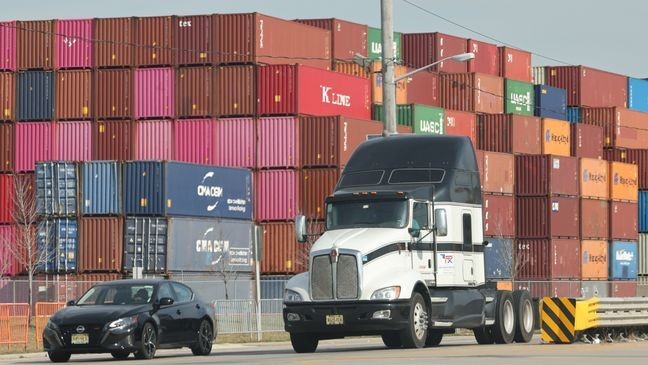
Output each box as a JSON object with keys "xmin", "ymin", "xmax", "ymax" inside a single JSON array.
[{"xmin": 1, "ymin": 0, "xmax": 645, "ymax": 77}]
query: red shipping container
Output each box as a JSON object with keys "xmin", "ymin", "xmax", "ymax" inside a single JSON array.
[
  {"xmin": 515, "ymin": 155, "xmax": 579, "ymax": 197},
  {"xmin": 515, "ymin": 281, "xmax": 581, "ymax": 299},
  {"xmin": 581, "ymin": 107, "xmax": 648, "ymax": 149},
  {"xmin": 440, "ymin": 73, "xmax": 504, "ymax": 114},
  {"xmin": 260, "ymin": 222, "xmax": 309, "ymax": 274},
  {"xmin": 257, "ymin": 64, "xmax": 370, "ymax": 119},
  {"xmin": 78, "ymin": 217, "xmax": 123, "ymax": 273},
  {"xmin": 610, "ymin": 201, "xmax": 638, "ymax": 240},
  {"xmin": 92, "ymin": 120, "xmax": 133, "ymax": 161},
  {"xmin": 478, "ymin": 114, "xmax": 541, "ymax": 154},
  {"xmin": 402, "ymin": 33, "xmax": 468, "ymax": 73},
  {"xmin": 56, "ymin": 69, "xmax": 92, "ymax": 120},
  {"xmin": 257, "ymin": 117, "xmax": 300, "ymax": 169},
  {"xmin": 214, "ymin": 118, "xmax": 256, "ymax": 168},
  {"xmin": 214, "ymin": 65, "xmax": 256, "ymax": 117},
  {"xmin": 173, "ymin": 118, "xmax": 216, "ymax": 165},
  {"xmin": 212, "ymin": 13, "xmax": 331, "ymax": 69},
  {"xmin": 516, "ymin": 238, "xmax": 581, "ymax": 280},
  {"xmin": 15, "ymin": 121, "xmax": 52, "ymax": 172},
  {"xmin": 482, "ymin": 193, "xmax": 515, "ymax": 237},
  {"xmin": 610, "ymin": 281, "xmax": 637, "ymax": 297},
  {"xmin": 0, "ymin": 175, "xmax": 13, "ymax": 223},
  {"xmin": 175, "ymin": 15, "xmax": 211, "ymax": 66},
  {"xmin": 176, "ymin": 66, "xmax": 213, "ymax": 118},
  {"xmin": 53, "ymin": 121, "xmax": 91, "ymax": 161},
  {"xmin": 0, "ymin": 123, "xmax": 13, "ymax": 172},
  {"xmin": 1, "ymin": 72, "xmax": 16, "ymax": 121},
  {"xmin": 475, "ymin": 150, "xmax": 514, "ymax": 195},
  {"xmin": 604, "ymin": 149, "xmax": 648, "ymax": 189},
  {"xmin": 55, "ymin": 19, "xmax": 92, "ymax": 69},
  {"xmin": 17, "ymin": 20, "xmax": 54, "ymax": 70},
  {"xmin": 94, "ymin": 68, "xmax": 132, "ymax": 119},
  {"xmin": 545, "ymin": 66, "xmax": 627, "ymax": 107},
  {"xmin": 300, "ymin": 116, "xmax": 383, "ymax": 168},
  {"xmin": 445, "ymin": 110, "xmax": 477, "ymax": 149},
  {"xmin": 301, "ymin": 168, "xmax": 340, "ymax": 219},
  {"xmin": 406, "ymin": 70, "xmax": 440, "ymax": 106},
  {"xmin": 570, "ymin": 123, "xmax": 603, "ymax": 159},
  {"xmin": 498, "ymin": 47, "xmax": 532, "ymax": 82},
  {"xmin": 516, "ymin": 196, "xmax": 579, "ymax": 238},
  {"xmin": 294, "ymin": 18, "xmax": 368, "ymax": 60},
  {"xmin": 133, "ymin": 120, "xmax": 173, "ymax": 160},
  {"xmin": 93, "ymin": 17, "xmax": 134, "ymax": 68},
  {"xmin": 0, "ymin": 224, "xmax": 23, "ymax": 276},
  {"xmin": 255, "ymin": 169, "xmax": 299, "ymax": 222},
  {"xmin": 135, "ymin": 16, "xmax": 174, "ymax": 67},
  {"xmin": 134, "ymin": 67, "xmax": 174, "ymax": 119},
  {"xmin": 581, "ymin": 198, "xmax": 610, "ymax": 240},
  {"xmin": 0, "ymin": 21, "xmax": 16, "ymax": 71},
  {"xmin": 467, "ymin": 39, "xmax": 498, "ymax": 76}
]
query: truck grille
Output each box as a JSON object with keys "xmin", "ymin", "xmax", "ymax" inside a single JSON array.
[{"xmin": 311, "ymin": 253, "xmax": 359, "ymax": 300}]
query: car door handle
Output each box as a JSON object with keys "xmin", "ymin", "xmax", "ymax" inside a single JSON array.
[
  {"xmin": 195, "ymin": 304, "xmax": 201, "ymax": 310},
  {"xmin": 177, "ymin": 309, "xmax": 181, "ymax": 315}
]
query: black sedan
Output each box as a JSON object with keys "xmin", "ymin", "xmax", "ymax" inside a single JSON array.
[{"xmin": 42, "ymin": 279, "xmax": 216, "ymax": 362}]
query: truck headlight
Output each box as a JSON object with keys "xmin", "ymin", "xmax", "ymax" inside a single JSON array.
[
  {"xmin": 371, "ymin": 286, "xmax": 401, "ymax": 300},
  {"xmin": 284, "ymin": 289, "xmax": 303, "ymax": 302}
]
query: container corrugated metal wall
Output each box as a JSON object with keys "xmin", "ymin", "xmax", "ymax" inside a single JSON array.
[
  {"xmin": 609, "ymin": 241, "xmax": 638, "ymax": 280},
  {"xmin": 214, "ymin": 65, "xmax": 256, "ymax": 117},
  {"xmin": 484, "ymin": 237, "xmax": 513, "ymax": 280},
  {"xmin": 257, "ymin": 117, "xmax": 299, "ymax": 169},
  {"xmin": 516, "ymin": 196, "xmax": 579, "ymax": 238},
  {"xmin": 504, "ymin": 79, "xmax": 534, "ymax": 116},
  {"xmin": 0, "ymin": 72, "xmax": 16, "ymax": 121},
  {"xmin": 260, "ymin": 222, "xmax": 309, "ymax": 274},
  {"xmin": 17, "ymin": 71, "xmax": 54, "ymax": 121},
  {"xmin": 580, "ymin": 158, "xmax": 609, "ymax": 200},
  {"xmin": 406, "ymin": 69, "xmax": 440, "ymax": 106},
  {"xmin": 532, "ymin": 66, "xmax": 545, "ymax": 85},
  {"xmin": 55, "ymin": 19, "xmax": 92, "ymax": 69},
  {"xmin": 639, "ymin": 234, "xmax": 648, "ymax": 275},
  {"xmin": 609, "ymin": 201, "xmax": 638, "ymax": 241},
  {"xmin": 92, "ymin": 120, "xmax": 133, "ymax": 161},
  {"xmin": 640, "ymin": 192, "xmax": 648, "ymax": 232},
  {"xmin": 53, "ymin": 121, "xmax": 91, "ymax": 161},
  {"xmin": 301, "ymin": 168, "xmax": 339, "ymax": 219},
  {"xmin": 367, "ymin": 27, "xmax": 402, "ymax": 62},
  {"xmin": 498, "ymin": 47, "xmax": 532, "ymax": 82},
  {"xmin": 581, "ymin": 281, "xmax": 609, "ymax": 297},
  {"xmin": 581, "ymin": 198, "xmax": 610, "ymax": 240},
  {"xmin": 371, "ymin": 61, "xmax": 408, "ymax": 104},
  {"xmin": 581, "ymin": 240, "xmax": 608, "ymax": 280},
  {"xmin": 440, "ymin": 73, "xmax": 504, "ymax": 114},
  {"xmin": 173, "ymin": 118, "xmax": 216, "ymax": 165},
  {"xmin": 581, "ymin": 107, "xmax": 648, "ymax": 149},
  {"xmin": 0, "ymin": 175, "xmax": 13, "ymax": 223},
  {"xmin": 176, "ymin": 66, "xmax": 213, "ymax": 118},
  {"xmin": 445, "ymin": 110, "xmax": 477, "ymax": 149},
  {"xmin": 37, "ymin": 218, "xmax": 77, "ymax": 273},
  {"xmin": 36, "ymin": 162, "xmax": 78, "ymax": 216},
  {"xmin": 93, "ymin": 17, "xmax": 134, "ymax": 68},
  {"xmin": 17, "ymin": 20, "xmax": 54, "ymax": 70},
  {"xmin": 534, "ymin": 84, "xmax": 567, "ymax": 120},
  {"xmin": 0, "ymin": 21, "xmax": 16, "ymax": 71},
  {"xmin": 610, "ymin": 282, "xmax": 637, "ymax": 297},
  {"xmin": 478, "ymin": 114, "xmax": 541, "ymax": 154},
  {"xmin": 94, "ymin": 69, "xmax": 132, "ymax": 119},
  {"xmin": 571, "ymin": 123, "xmax": 603, "ymax": 159},
  {"xmin": 628, "ymin": 77, "xmax": 648, "ymax": 112},
  {"xmin": 78, "ymin": 217, "xmax": 123, "ymax": 273},
  {"xmin": 482, "ymin": 194, "xmax": 515, "ymax": 237},
  {"xmin": 604, "ymin": 149, "xmax": 648, "ymax": 189},
  {"xmin": 214, "ymin": 118, "xmax": 256, "ymax": 168},
  {"xmin": 133, "ymin": 120, "xmax": 173, "ymax": 160},
  {"xmin": 122, "ymin": 161, "xmax": 164, "ymax": 216},
  {"xmin": 475, "ymin": 150, "xmax": 514, "ymax": 195},
  {"xmin": 15, "ymin": 122, "xmax": 52, "ymax": 172},
  {"xmin": 255, "ymin": 170, "xmax": 298, "ymax": 221},
  {"xmin": 81, "ymin": 161, "xmax": 121, "ymax": 215},
  {"xmin": 402, "ymin": 33, "xmax": 468, "ymax": 73},
  {"xmin": 609, "ymin": 162, "xmax": 638, "ymax": 202},
  {"xmin": 567, "ymin": 106, "xmax": 580, "ymax": 123},
  {"xmin": 0, "ymin": 225, "xmax": 21, "ymax": 276},
  {"xmin": 467, "ymin": 39, "xmax": 498, "ymax": 76},
  {"xmin": 333, "ymin": 61, "xmax": 369, "ymax": 78},
  {"xmin": 135, "ymin": 16, "xmax": 174, "ymax": 67},
  {"xmin": 541, "ymin": 118, "xmax": 571, "ymax": 157},
  {"xmin": 56, "ymin": 69, "xmax": 92, "ymax": 120},
  {"xmin": 515, "ymin": 155, "xmax": 579, "ymax": 197},
  {"xmin": 545, "ymin": 66, "xmax": 628, "ymax": 107},
  {"xmin": 175, "ymin": 15, "xmax": 211, "ymax": 66},
  {"xmin": 0, "ymin": 123, "xmax": 14, "ymax": 172},
  {"xmin": 516, "ymin": 238, "xmax": 581, "ymax": 280},
  {"xmin": 123, "ymin": 217, "xmax": 167, "ymax": 274},
  {"xmin": 134, "ymin": 67, "xmax": 174, "ymax": 119},
  {"xmin": 294, "ymin": 18, "xmax": 368, "ymax": 61}
]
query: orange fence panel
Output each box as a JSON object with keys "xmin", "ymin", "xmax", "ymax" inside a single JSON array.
[
  {"xmin": 0, "ymin": 304, "xmax": 30, "ymax": 349},
  {"xmin": 35, "ymin": 302, "xmax": 66, "ymax": 348}
]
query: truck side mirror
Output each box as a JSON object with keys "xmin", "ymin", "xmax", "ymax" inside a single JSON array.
[
  {"xmin": 295, "ymin": 215, "xmax": 308, "ymax": 243},
  {"xmin": 435, "ymin": 209, "xmax": 448, "ymax": 237}
]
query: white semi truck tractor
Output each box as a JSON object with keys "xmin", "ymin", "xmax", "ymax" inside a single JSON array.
[{"xmin": 283, "ymin": 135, "xmax": 535, "ymax": 352}]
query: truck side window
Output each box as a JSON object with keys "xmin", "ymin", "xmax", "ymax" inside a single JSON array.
[
  {"xmin": 463, "ymin": 213, "xmax": 472, "ymax": 251},
  {"xmin": 412, "ymin": 203, "xmax": 428, "ymax": 229}
]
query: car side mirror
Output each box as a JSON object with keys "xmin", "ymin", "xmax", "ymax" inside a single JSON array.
[
  {"xmin": 295, "ymin": 214, "xmax": 308, "ymax": 243},
  {"xmin": 158, "ymin": 297, "xmax": 174, "ymax": 306},
  {"xmin": 66, "ymin": 300, "xmax": 75, "ymax": 306},
  {"xmin": 408, "ymin": 228, "xmax": 421, "ymax": 238}
]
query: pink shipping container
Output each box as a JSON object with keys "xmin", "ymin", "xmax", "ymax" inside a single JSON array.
[
  {"xmin": 545, "ymin": 66, "xmax": 628, "ymax": 107},
  {"xmin": 257, "ymin": 64, "xmax": 371, "ymax": 119},
  {"xmin": 214, "ymin": 118, "xmax": 256, "ymax": 168},
  {"xmin": 255, "ymin": 169, "xmax": 299, "ymax": 221},
  {"xmin": 482, "ymin": 193, "xmax": 515, "ymax": 237},
  {"xmin": 444, "ymin": 110, "xmax": 477, "ymax": 149},
  {"xmin": 0, "ymin": 175, "xmax": 13, "ymax": 223},
  {"xmin": 516, "ymin": 238, "xmax": 581, "ymax": 280},
  {"xmin": 55, "ymin": 19, "xmax": 92, "ymax": 69},
  {"xmin": 257, "ymin": 117, "xmax": 299, "ymax": 169},
  {"xmin": 0, "ymin": 21, "xmax": 16, "ymax": 71},
  {"xmin": 609, "ymin": 201, "xmax": 638, "ymax": 240},
  {"xmin": 173, "ymin": 118, "xmax": 216, "ymax": 165},
  {"xmin": 406, "ymin": 70, "xmax": 440, "ymax": 106},
  {"xmin": 610, "ymin": 281, "xmax": 637, "ymax": 297},
  {"xmin": 53, "ymin": 121, "xmax": 91, "ymax": 161},
  {"xmin": 133, "ymin": 120, "xmax": 173, "ymax": 160},
  {"xmin": 467, "ymin": 39, "xmax": 498, "ymax": 76},
  {"xmin": 498, "ymin": 47, "xmax": 532, "ymax": 82},
  {"xmin": 134, "ymin": 68, "xmax": 175, "ymax": 119},
  {"xmin": 0, "ymin": 225, "xmax": 21, "ymax": 276},
  {"xmin": 15, "ymin": 121, "xmax": 52, "ymax": 172},
  {"xmin": 402, "ymin": 33, "xmax": 468, "ymax": 73},
  {"xmin": 440, "ymin": 73, "xmax": 504, "ymax": 114}
]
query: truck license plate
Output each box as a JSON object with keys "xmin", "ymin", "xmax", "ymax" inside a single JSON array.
[
  {"xmin": 325, "ymin": 314, "xmax": 343, "ymax": 325},
  {"xmin": 71, "ymin": 333, "xmax": 89, "ymax": 345}
]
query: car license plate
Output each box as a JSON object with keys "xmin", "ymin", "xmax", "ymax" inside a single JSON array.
[
  {"xmin": 71, "ymin": 333, "xmax": 89, "ymax": 345},
  {"xmin": 325, "ymin": 314, "xmax": 343, "ymax": 325}
]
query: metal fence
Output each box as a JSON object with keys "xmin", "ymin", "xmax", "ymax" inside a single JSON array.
[{"xmin": 214, "ymin": 299, "xmax": 285, "ymax": 334}]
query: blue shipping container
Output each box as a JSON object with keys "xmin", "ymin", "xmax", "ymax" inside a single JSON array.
[
  {"xmin": 566, "ymin": 107, "xmax": 581, "ymax": 123},
  {"xmin": 640, "ymin": 191, "xmax": 648, "ymax": 232},
  {"xmin": 484, "ymin": 238, "xmax": 513, "ymax": 280},
  {"xmin": 18, "ymin": 70, "xmax": 54, "ymax": 121},
  {"xmin": 534, "ymin": 84, "xmax": 567, "ymax": 120},
  {"xmin": 36, "ymin": 162, "xmax": 78, "ymax": 216},
  {"xmin": 81, "ymin": 161, "xmax": 121, "ymax": 215},
  {"xmin": 628, "ymin": 78, "xmax": 648, "ymax": 113},
  {"xmin": 609, "ymin": 241, "xmax": 638, "ymax": 280},
  {"xmin": 123, "ymin": 161, "xmax": 253, "ymax": 219},
  {"xmin": 37, "ymin": 218, "xmax": 78, "ymax": 273}
]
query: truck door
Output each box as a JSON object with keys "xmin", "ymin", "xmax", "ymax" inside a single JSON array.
[{"xmin": 412, "ymin": 201, "xmax": 435, "ymax": 282}]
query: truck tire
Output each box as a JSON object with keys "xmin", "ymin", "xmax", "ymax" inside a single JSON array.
[
  {"xmin": 382, "ymin": 331, "xmax": 402, "ymax": 348},
  {"xmin": 290, "ymin": 333, "xmax": 318, "ymax": 353},
  {"xmin": 492, "ymin": 291, "xmax": 516, "ymax": 344},
  {"xmin": 473, "ymin": 327, "xmax": 494, "ymax": 344},
  {"xmin": 400, "ymin": 292, "xmax": 428, "ymax": 348},
  {"xmin": 513, "ymin": 290, "xmax": 534, "ymax": 343},
  {"xmin": 425, "ymin": 330, "xmax": 443, "ymax": 347}
]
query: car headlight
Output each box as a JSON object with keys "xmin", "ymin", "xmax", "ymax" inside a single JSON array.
[
  {"xmin": 108, "ymin": 316, "xmax": 139, "ymax": 331},
  {"xmin": 46, "ymin": 319, "xmax": 59, "ymax": 331},
  {"xmin": 283, "ymin": 289, "xmax": 303, "ymax": 302},
  {"xmin": 371, "ymin": 286, "xmax": 401, "ymax": 300}
]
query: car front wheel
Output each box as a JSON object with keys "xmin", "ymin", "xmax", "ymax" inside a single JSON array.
[
  {"xmin": 110, "ymin": 350, "xmax": 130, "ymax": 360},
  {"xmin": 134, "ymin": 322, "xmax": 157, "ymax": 360},
  {"xmin": 47, "ymin": 351, "xmax": 71, "ymax": 363},
  {"xmin": 191, "ymin": 319, "xmax": 214, "ymax": 356}
]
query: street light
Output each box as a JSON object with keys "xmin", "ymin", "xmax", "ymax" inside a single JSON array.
[{"xmin": 394, "ymin": 52, "xmax": 475, "ymax": 83}]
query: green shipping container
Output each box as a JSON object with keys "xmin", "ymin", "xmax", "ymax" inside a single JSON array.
[
  {"xmin": 505, "ymin": 79, "xmax": 534, "ymax": 116},
  {"xmin": 367, "ymin": 27, "xmax": 402, "ymax": 63},
  {"xmin": 373, "ymin": 104, "xmax": 445, "ymax": 135}
]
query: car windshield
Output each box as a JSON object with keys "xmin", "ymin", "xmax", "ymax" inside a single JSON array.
[
  {"xmin": 326, "ymin": 199, "xmax": 408, "ymax": 230},
  {"xmin": 76, "ymin": 283, "xmax": 155, "ymax": 306}
]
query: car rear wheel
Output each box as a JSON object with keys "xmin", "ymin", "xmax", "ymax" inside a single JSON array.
[
  {"xmin": 191, "ymin": 319, "xmax": 214, "ymax": 356},
  {"xmin": 134, "ymin": 322, "xmax": 157, "ymax": 360},
  {"xmin": 110, "ymin": 350, "xmax": 130, "ymax": 360},
  {"xmin": 47, "ymin": 351, "xmax": 71, "ymax": 363}
]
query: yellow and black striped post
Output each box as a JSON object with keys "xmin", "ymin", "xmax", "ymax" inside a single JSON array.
[{"xmin": 541, "ymin": 297, "xmax": 577, "ymax": 344}]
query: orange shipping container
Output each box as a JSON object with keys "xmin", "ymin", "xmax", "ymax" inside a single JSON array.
[
  {"xmin": 371, "ymin": 61, "xmax": 407, "ymax": 104},
  {"xmin": 475, "ymin": 150, "xmax": 514, "ymax": 195},
  {"xmin": 581, "ymin": 240, "xmax": 608, "ymax": 280},
  {"xmin": 580, "ymin": 158, "xmax": 609, "ymax": 200},
  {"xmin": 260, "ymin": 222, "xmax": 309, "ymax": 274},
  {"xmin": 78, "ymin": 217, "xmax": 124, "ymax": 273},
  {"xmin": 541, "ymin": 118, "xmax": 570, "ymax": 157},
  {"xmin": 332, "ymin": 60, "xmax": 369, "ymax": 78},
  {"xmin": 609, "ymin": 162, "xmax": 638, "ymax": 202}
]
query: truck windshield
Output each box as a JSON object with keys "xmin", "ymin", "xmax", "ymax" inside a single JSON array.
[{"xmin": 326, "ymin": 199, "xmax": 408, "ymax": 230}]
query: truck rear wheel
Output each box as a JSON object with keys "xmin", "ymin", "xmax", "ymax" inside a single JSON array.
[
  {"xmin": 492, "ymin": 291, "xmax": 516, "ymax": 344},
  {"xmin": 382, "ymin": 331, "xmax": 402, "ymax": 348},
  {"xmin": 473, "ymin": 327, "xmax": 494, "ymax": 344},
  {"xmin": 513, "ymin": 290, "xmax": 534, "ymax": 343},
  {"xmin": 290, "ymin": 333, "xmax": 318, "ymax": 353},
  {"xmin": 400, "ymin": 292, "xmax": 428, "ymax": 348}
]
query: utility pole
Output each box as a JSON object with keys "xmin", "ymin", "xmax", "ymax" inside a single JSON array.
[{"xmin": 381, "ymin": 0, "xmax": 397, "ymax": 136}]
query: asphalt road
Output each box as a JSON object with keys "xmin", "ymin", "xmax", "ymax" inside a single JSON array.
[{"xmin": 2, "ymin": 336, "xmax": 648, "ymax": 365}]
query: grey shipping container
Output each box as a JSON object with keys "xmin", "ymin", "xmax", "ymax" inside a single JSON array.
[
  {"xmin": 124, "ymin": 217, "xmax": 168, "ymax": 274},
  {"xmin": 122, "ymin": 161, "xmax": 253, "ymax": 219},
  {"xmin": 81, "ymin": 161, "xmax": 121, "ymax": 215},
  {"xmin": 36, "ymin": 162, "xmax": 77, "ymax": 216},
  {"xmin": 37, "ymin": 218, "xmax": 78, "ymax": 273},
  {"xmin": 18, "ymin": 70, "xmax": 54, "ymax": 121}
]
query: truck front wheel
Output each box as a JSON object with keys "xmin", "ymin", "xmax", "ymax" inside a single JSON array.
[
  {"xmin": 425, "ymin": 330, "xmax": 443, "ymax": 347},
  {"xmin": 492, "ymin": 291, "xmax": 516, "ymax": 344},
  {"xmin": 382, "ymin": 331, "xmax": 402, "ymax": 348},
  {"xmin": 290, "ymin": 333, "xmax": 318, "ymax": 353},
  {"xmin": 400, "ymin": 292, "xmax": 428, "ymax": 348}
]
